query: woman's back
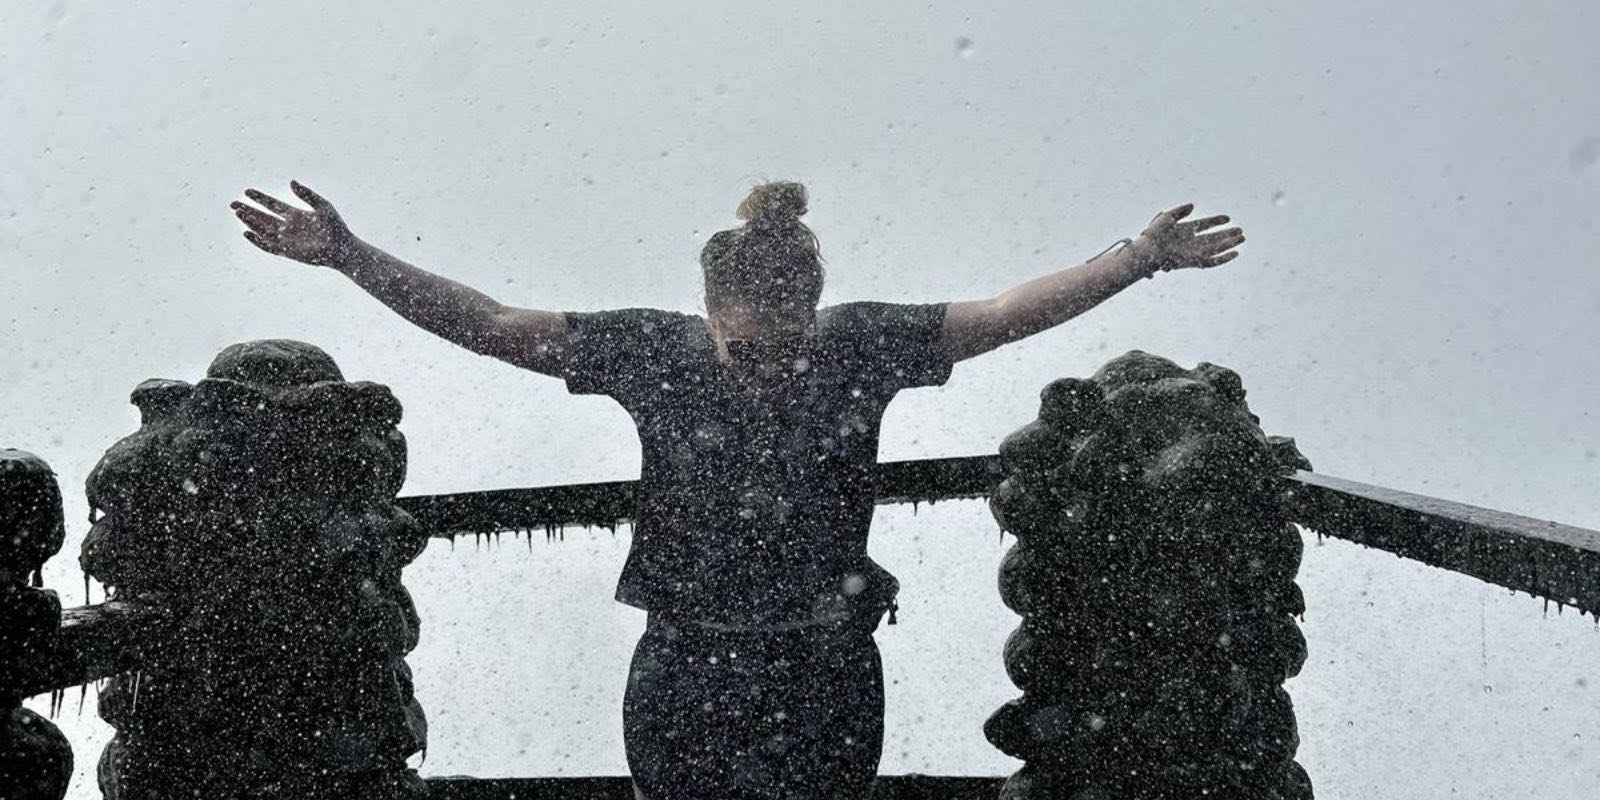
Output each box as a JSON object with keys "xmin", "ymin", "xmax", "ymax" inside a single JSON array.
[{"xmin": 561, "ymin": 300, "xmax": 953, "ymax": 627}]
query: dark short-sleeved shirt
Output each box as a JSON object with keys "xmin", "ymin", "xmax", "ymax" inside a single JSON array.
[{"xmin": 562, "ymin": 301, "xmax": 953, "ymax": 628}]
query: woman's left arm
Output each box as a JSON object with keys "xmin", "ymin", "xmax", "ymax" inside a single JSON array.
[{"xmin": 940, "ymin": 203, "xmax": 1244, "ymax": 362}]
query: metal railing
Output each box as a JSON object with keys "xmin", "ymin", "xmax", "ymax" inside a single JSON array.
[
  {"xmin": 23, "ymin": 454, "xmax": 1600, "ymax": 796},
  {"xmin": 395, "ymin": 453, "xmax": 1600, "ymax": 618}
]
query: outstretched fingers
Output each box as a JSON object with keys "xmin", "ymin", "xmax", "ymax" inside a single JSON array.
[
  {"xmin": 1181, "ymin": 214, "xmax": 1230, "ymax": 233},
  {"xmin": 1205, "ymin": 251, "xmax": 1240, "ymax": 268},
  {"xmin": 1195, "ymin": 227, "xmax": 1245, "ymax": 254},
  {"xmin": 290, "ymin": 180, "xmax": 333, "ymax": 212},
  {"xmin": 231, "ymin": 202, "xmax": 283, "ymax": 235},
  {"xmin": 242, "ymin": 230, "xmax": 283, "ymax": 255},
  {"xmin": 1148, "ymin": 202, "xmax": 1196, "ymax": 232},
  {"xmin": 244, "ymin": 189, "xmax": 294, "ymax": 215}
]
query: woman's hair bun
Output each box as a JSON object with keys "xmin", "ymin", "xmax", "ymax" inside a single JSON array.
[{"xmin": 736, "ymin": 181, "xmax": 808, "ymax": 229}]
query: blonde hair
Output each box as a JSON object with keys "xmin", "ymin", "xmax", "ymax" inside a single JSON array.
[{"xmin": 700, "ymin": 181, "xmax": 823, "ymax": 312}]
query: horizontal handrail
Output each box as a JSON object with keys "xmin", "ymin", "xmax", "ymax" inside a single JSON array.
[
  {"xmin": 397, "ymin": 455, "xmax": 1600, "ymax": 616},
  {"xmin": 32, "ymin": 459, "xmax": 1595, "ymax": 699},
  {"xmin": 394, "ymin": 455, "xmax": 1006, "ymax": 537},
  {"xmin": 1285, "ymin": 470, "xmax": 1600, "ymax": 617},
  {"xmin": 424, "ymin": 775, "xmax": 1005, "ymax": 799},
  {"xmin": 21, "ymin": 599, "xmax": 163, "ymax": 701}
]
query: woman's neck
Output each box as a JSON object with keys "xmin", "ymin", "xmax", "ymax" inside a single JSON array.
[{"xmin": 707, "ymin": 308, "xmax": 818, "ymax": 367}]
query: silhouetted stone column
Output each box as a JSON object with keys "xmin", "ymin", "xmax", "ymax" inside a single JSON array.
[
  {"xmin": 0, "ymin": 449, "xmax": 73, "ymax": 800},
  {"xmin": 82, "ymin": 340, "xmax": 430, "ymax": 800},
  {"xmin": 987, "ymin": 351, "xmax": 1313, "ymax": 800}
]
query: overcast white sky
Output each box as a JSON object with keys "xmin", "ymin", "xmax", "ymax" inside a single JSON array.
[{"xmin": 4, "ymin": 1, "xmax": 1598, "ymax": 798}]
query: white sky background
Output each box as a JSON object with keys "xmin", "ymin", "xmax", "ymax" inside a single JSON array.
[{"xmin": 3, "ymin": 1, "xmax": 1598, "ymax": 797}]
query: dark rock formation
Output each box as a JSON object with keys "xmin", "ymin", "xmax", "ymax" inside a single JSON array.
[
  {"xmin": 82, "ymin": 340, "xmax": 430, "ymax": 800},
  {"xmin": 0, "ymin": 449, "xmax": 73, "ymax": 800},
  {"xmin": 987, "ymin": 351, "xmax": 1313, "ymax": 800}
]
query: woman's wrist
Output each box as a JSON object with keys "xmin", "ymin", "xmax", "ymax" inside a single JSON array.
[
  {"xmin": 330, "ymin": 236, "xmax": 378, "ymax": 276},
  {"xmin": 1120, "ymin": 236, "xmax": 1163, "ymax": 281}
]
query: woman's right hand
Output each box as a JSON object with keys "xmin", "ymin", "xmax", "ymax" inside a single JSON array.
[
  {"xmin": 231, "ymin": 180, "xmax": 360, "ymax": 269},
  {"xmin": 1127, "ymin": 202, "xmax": 1244, "ymax": 275}
]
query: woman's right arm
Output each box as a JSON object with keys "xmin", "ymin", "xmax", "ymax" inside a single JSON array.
[{"xmin": 231, "ymin": 180, "xmax": 568, "ymax": 375}]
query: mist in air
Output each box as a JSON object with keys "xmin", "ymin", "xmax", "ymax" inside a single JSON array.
[{"xmin": 3, "ymin": 2, "xmax": 1597, "ymax": 798}]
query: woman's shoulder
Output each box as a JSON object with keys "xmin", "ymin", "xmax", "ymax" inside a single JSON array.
[
  {"xmin": 568, "ymin": 306, "xmax": 700, "ymax": 323},
  {"xmin": 560, "ymin": 308, "xmax": 709, "ymax": 397},
  {"xmin": 817, "ymin": 300, "xmax": 948, "ymax": 339},
  {"xmin": 567, "ymin": 307, "xmax": 704, "ymax": 338}
]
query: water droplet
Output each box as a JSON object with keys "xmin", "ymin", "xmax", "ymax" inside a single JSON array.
[
  {"xmin": 1570, "ymin": 137, "xmax": 1600, "ymax": 174},
  {"xmin": 1271, "ymin": 189, "xmax": 1287, "ymax": 206},
  {"xmin": 955, "ymin": 37, "xmax": 976, "ymax": 59}
]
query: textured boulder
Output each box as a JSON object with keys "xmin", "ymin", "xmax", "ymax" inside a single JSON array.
[
  {"xmin": 82, "ymin": 340, "xmax": 428, "ymax": 800},
  {"xmin": 0, "ymin": 708, "xmax": 72, "ymax": 800},
  {"xmin": 988, "ymin": 351, "xmax": 1313, "ymax": 799},
  {"xmin": 0, "ymin": 450, "xmax": 71, "ymax": 800}
]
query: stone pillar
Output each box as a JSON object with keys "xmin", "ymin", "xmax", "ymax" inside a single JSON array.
[
  {"xmin": 0, "ymin": 449, "xmax": 73, "ymax": 800},
  {"xmin": 987, "ymin": 351, "xmax": 1314, "ymax": 799},
  {"xmin": 81, "ymin": 340, "xmax": 429, "ymax": 800}
]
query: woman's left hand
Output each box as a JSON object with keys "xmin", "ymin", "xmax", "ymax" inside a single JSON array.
[{"xmin": 1127, "ymin": 203, "xmax": 1244, "ymax": 274}]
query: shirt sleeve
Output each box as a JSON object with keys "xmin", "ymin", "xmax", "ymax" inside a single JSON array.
[
  {"xmin": 843, "ymin": 301, "xmax": 955, "ymax": 392},
  {"xmin": 561, "ymin": 308, "xmax": 683, "ymax": 398}
]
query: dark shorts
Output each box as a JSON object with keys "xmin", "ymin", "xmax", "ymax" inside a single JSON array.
[{"xmin": 623, "ymin": 615, "xmax": 885, "ymax": 800}]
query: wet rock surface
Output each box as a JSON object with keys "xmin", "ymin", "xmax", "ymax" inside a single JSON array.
[
  {"xmin": 0, "ymin": 449, "xmax": 72, "ymax": 800},
  {"xmin": 987, "ymin": 351, "xmax": 1313, "ymax": 800},
  {"xmin": 82, "ymin": 340, "xmax": 429, "ymax": 800}
]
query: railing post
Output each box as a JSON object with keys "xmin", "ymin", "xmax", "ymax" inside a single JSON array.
[
  {"xmin": 0, "ymin": 449, "xmax": 73, "ymax": 800},
  {"xmin": 81, "ymin": 340, "xmax": 431, "ymax": 799},
  {"xmin": 987, "ymin": 350, "xmax": 1314, "ymax": 799}
]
